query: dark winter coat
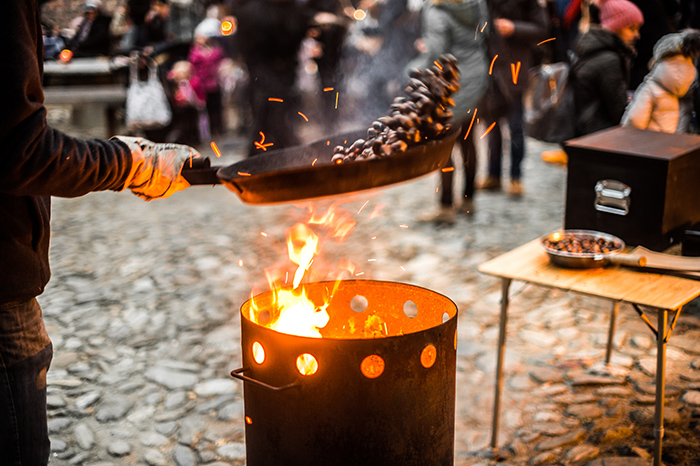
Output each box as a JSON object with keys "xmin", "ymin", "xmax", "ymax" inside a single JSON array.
[
  {"xmin": 70, "ymin": 12, "xmax": 113, "ymax": 57},
  {"xmin": 407, "ymin": 0, "xmax": 490, "ymax": 118},
  {"xmin": 571, "ymin": 26, "xmax": 636, "ymax": 136},
  {"xmin": 0, "ymin": 1, "xmax": 132, "ymax": 304}
]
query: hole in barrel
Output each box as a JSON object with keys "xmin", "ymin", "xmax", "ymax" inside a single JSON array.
[
  {"xmin": 350, "ymin": 295, "xmax": 368, "ymax": 313},
  {"xmin": 296, "ymin": 353, "xmax": 318, "ymax": 376},
  {"xmin": 421, "ymin": 344, "xmax": 437, "ymax": 368},
  {"xmin": 403, "ymin": 300, "xmax": 418, "ymax": 319},
  {"xmin": 442, "ymin": 312, "xmax": 450, "ymax": 323},
  {"xmin": 252, "ymin": 342, "xmax": 265, "ymax": 364},
  {"xmin": 360, "ymin": 354, "xmax": 385, "ymax": 379}
]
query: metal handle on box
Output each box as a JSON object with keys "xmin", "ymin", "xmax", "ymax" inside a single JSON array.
[
  {"xmin": 230, "ymin": 367, "xmax": 300, "ymax": 392},
  {"xmin": 594, "ymin": 179, "xmax": 630, "ymax": 216}
]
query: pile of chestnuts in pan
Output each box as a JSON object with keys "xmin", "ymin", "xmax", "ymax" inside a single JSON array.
[{"xmin": 331, "ymin": 54, "xmax": 460, "ymax": 164}]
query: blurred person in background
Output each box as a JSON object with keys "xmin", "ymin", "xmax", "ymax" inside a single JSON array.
[
  {"xmin": 189, "ymin": 17, "xmax": 227, "ymax": 137},
  {"xmin": 622, "ymin": 29, "xmax": 700, "ymax": 133},
  {"xmin": 232, "ymin": 0, "xmax": 315, "ymax": 156},
  {"xmin": 1, "ymin": 3, "xmax": 200, "ymax": 464},
  {"xmin": 68, "ymin": 0, "xmax": 113, "ymax": 57},
  {"xmin": 570, "ymin": 0, "xmax": 643, "ymax": 136},
  {"xmin": 411, "ymin": 0, "xmax": 490, "ymax": 224},
  {"xmin": 477, "ymin": 0, "xmax": 549, "ymax": 196}
]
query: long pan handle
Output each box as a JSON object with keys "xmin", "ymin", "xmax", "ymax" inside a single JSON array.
[
  {"xmin": 608, "ymin": 254, "xmax": 647, "ymax": 267},
  {"xmin": 181, "ymin": 156, "xmax": 222, "ymax": 185}
]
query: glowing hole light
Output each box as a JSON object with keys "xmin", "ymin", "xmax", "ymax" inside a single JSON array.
[
  {"xmin": 360, "ymin": 354, "xmax": 385, "ymax": 379},
  {"xmin": 353, "ymin": 9, "xmax": 366, "ymax": 21},
  {"xmin": 221, "ymin": 19, "xmax": 235, "ymax": 36},
  {"xmin": 296, "ymin": 353, "xmax": 318, "ymax": 376},
  {"xmin": 59, "ymin": 49, "xmax": 73, "ymax": 63},
  {"xmin": 421, "ymin": 344, "xmax": 437, "ymax": 368},
  {"xmin": 252, "ymin": 342, "xmax": 265, "ymax": 364}
]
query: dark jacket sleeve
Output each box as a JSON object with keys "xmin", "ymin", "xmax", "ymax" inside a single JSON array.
[
  {"xmin": 592, "ymin": 51, "xmax": 629, "ymax": 125},
  {"xmin": 0, "ymin": 1, "xmax": 132, "ymax": 198}
]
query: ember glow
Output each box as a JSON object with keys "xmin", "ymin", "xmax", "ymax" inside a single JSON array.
[
  {"xmin": 221, "ymin": 19, "xmax": 235, "ymax": 36},
  {"xmin": 254, "ymin": 132, "xmax": 274, "ymax": 151},
  {"xmin": 489, "ymin": 55, "xmax": 498, "ymax": 75},
  {"xmin": 511, "ymin": 61, "xmax": 522, "ymax": 85}
]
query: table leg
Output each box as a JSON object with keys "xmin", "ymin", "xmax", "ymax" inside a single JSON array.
[
  {"xmin": 491, "ymin": 277, "xmax": 512, "ymax": 450},
  {"xmin": 605, "ymin": 301, "xmax": 620, "ymax": 365},
  {"xmin": 654, "ymin": 308, "xmax": 667, "ymax": 466}
]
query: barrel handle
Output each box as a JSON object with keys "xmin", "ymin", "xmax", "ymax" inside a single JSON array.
[{"xmin": 230, "ymin": 367, "xmax": 300, "ymax": 392}]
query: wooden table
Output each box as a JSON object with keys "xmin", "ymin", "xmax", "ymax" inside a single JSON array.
[{"xmin": 478, "ymin": 239, "xmax": 700, "ymax": 466}]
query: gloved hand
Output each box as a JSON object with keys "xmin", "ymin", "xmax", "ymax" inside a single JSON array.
[{"xmin": 112, "ymin": 136, "xmax": 199, "ymax": 200}]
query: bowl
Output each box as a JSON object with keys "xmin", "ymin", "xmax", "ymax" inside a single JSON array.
[{"xmin": 540, "ymin": 229, "xmax": 625, "ymax": 268}]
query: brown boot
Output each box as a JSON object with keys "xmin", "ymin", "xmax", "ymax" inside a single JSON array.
[{"xmin": 477, "ymin": 176, "xmax": 501, "ymax": 191}]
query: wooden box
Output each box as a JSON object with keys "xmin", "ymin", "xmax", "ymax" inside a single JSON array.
[{"xmin": 562, "ymin": 126, "xmax": 700, "ymax": 250}]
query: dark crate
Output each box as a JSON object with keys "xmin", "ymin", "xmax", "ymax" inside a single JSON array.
[{"xmin": 563, "ymin": 126, "xmax": 700, "ymax": 251}]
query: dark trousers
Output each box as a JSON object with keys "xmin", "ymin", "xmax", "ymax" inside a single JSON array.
[
  {"xmin": 0, "ymin": 298, "xmax": 53, "ymax": 466},
  {"xmin": 206, "ymin": 89, "xmax": 224, "ymax": 137},
  {"xmin": 440, "ymin": 119, "xmax": 478, "ymax": 207},
  {"xmin": 487, "ymin": 94, "xmax": 525, "ymax": 181}
]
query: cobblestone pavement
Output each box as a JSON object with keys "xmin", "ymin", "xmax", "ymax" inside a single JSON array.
[{"xmin": 43, "ymin": 107, "xmax": 700, "ymax": 465}]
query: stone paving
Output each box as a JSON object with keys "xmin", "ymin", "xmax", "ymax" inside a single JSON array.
[{"xmin": 42, "ymin": 106, "xmax": 700, "ymax": 465}]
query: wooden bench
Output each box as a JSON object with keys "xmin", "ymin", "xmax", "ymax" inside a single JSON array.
[{"xmin": 43, "ymin": 84, "xmax": 126, "ymax": 137}]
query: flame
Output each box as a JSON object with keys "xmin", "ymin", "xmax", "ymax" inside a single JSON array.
[{"xmin": 251, "ymin": 203, "xmax": 358, "ymax": 338}]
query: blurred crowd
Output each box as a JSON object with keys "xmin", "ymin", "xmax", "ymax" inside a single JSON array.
[{"xmin": 39, "ymin": 0, "xmax": 700, "ymax": 210}]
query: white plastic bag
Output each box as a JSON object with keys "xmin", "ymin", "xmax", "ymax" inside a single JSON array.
[{"xmin": 125, "ymin": 58, "xmax": 172, "ymax": 130}]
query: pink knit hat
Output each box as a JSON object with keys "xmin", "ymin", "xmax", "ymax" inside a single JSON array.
[{"xmin": 599, "ymin": 0, "xmax": 644, "ymax": 32}]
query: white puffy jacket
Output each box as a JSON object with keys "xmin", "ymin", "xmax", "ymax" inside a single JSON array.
[{"xmin": 621, "ymin": 54, "xmax": 697, "ymax": 133}]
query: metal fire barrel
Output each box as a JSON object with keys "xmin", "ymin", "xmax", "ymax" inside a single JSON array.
[{"xmin": 233, "ymin": 280, "xmax": 458, "ymax": 466}]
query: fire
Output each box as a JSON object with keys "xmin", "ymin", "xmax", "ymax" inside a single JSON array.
[{"xmin": 251, "ymin": 203, "xmax": 358, "ymax": 338}]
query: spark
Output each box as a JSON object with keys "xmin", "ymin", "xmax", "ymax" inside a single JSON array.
[
  {"xmin": 433, "ymin": 60, "xmax": 442, "ymax": 70},
  {"xmin": 400, "ymin": 266, "xmax": 406, "ymax": 271},
  {"xmin": 268, "ymin": 97, "xmax": 283, "ymax": 102},
  {"xmin": 383, "ymin": 323, "xmax": 388, "ymax": 334},
  {"xmin": 312, "ymin": 158, "xmax": 318, "ymax": 166},
  {"xmin": 260, "ymin": 231, "xmax": 268, "ymax": 237},
  {"xmin": 323, "ymin": 87, "xmax": 334, "ymax": 92},
  {"xmin": 475, "ymin": 23, "xmax": 479, "ymax": 40},
  {"xmin": 335, "ymin": 92, "xmax": 339, "ymax": 109},
  {"xmin": 355, "ymin": 272, "xmax": 365, "ymax": 276},
  {"xmin": 371, "ymin": 236, "xmax": 377, "ymax": 240},
  {"xmin": 326, "ymin": 140, "xmax": 330, "ymax": 146},
  {"xmin": 511, "ymin": 61, "xmax": 521, "ymax": 85},
  {"xmin": 399, "ymin": 225, "xmax": 408, "ymax": 229},
  {"xmin": 357, "ymin": 200, "xmax": 370, "ymax": 214},
  {"xmin": 441, "ymin": 167, "xmax": 455, "ymax": 172},
  {"xmin": 210, "ymin": 142, "xmax": 222, "ymax": 158},
  {"xmin": 238, "ymin": 260, "xmax": 244, "ymax": 267},
  {"xmin": 188, "ymin": 157, "xmax": 193, "ymax": 168},
  {"xmin": 354, "ymin": 9, "xmax": 366, "ymax": 21},
  {"xmin": 254, "ymin": 132, "xmax": 274, "ymax": 151},
  {"xmin": 464, "ymin": 108, "xmax": 477, "ymax": 141},
  {"xmin": 481, "ymin": 22, "xmax": 488, "ymax": 32},
  {"xmin": 237, "ymin": 171, "xmax": 251, "ymax": 176},
  {"xmin": 537, "ymin": 37, "xmax": 556, "ymax": 46},
  {"xmin": 368, "ymin": 259, "xmax": 377, "ymax": 262},
  {"xmin": 481, "ymin": 122, "xmax": 496, "ymax": 139},
  {"xmin": 489, "ymin": 55, "xmax": 498, "ymax": 75}
]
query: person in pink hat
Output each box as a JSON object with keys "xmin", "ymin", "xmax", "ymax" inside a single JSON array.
[{"xmin": 569, "ymin": 0, "xmax": 644, "ymax": 136}]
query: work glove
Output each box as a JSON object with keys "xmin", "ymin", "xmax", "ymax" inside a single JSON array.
[{"xmin": 112, "ymin": 136, "xmax": 199, "ymax": 201}]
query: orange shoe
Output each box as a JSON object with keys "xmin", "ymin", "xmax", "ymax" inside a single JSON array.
[
  {"xmin": 541, "ymin": 149, "xmax": 567, "ymax": 166},
  {"xmin": 508, "ymin": 179, "xmax": 524, "ymax": 196}
]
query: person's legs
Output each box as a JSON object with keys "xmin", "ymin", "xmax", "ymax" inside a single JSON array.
[
  {"xmin": 440, "ymin": 155, "xmax": 455, "ymax": 208},
  {"xmin": 460, "ymin": 124, "xmax": 477, "ymax": 201},
  {"xmin": 508, "ymin": 95, "xmax": 525, "ymax": 181},
  {"xmin": 0, "ymin": 299, "xmax": 53, "ymax": 466}
]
